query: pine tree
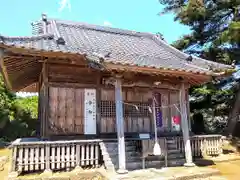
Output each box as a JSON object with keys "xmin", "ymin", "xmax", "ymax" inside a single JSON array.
[{"xmin": 159, "ymin": 0, "xmax": 240, "ymax": 135}]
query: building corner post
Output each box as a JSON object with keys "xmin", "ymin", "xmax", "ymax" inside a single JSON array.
[
  {"xmin": 179, "ymin": 83, "xmax": 195, "ymax": 167},
  {"xmin": 0, "ymin": 48, "xmax": 12, "ymax": 90},
  {"xmin": 115, "ymin": 76, "xmax": 128, "ymax": 174}
]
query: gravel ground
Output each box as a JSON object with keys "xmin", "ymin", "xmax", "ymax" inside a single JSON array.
[{"xmin": 191, "ymin": 176, "xmax": 227, "ymax": 180}]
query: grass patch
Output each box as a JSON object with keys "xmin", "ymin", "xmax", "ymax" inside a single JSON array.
[
  {"xmin": 0, "ymin": 148, "xmax": 11, "ymax": 157},
  {"xmin": 0, "ymin": 148, "xmax": 11, "ymax": 180}
]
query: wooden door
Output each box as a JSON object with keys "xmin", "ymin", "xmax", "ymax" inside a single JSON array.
[{"xmin": 48, "ymin": 86, "xmax": 85, "ymax": 135}]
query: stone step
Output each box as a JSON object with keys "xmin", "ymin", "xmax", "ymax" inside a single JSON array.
[
  {"xmin": 106, "ymin": 148, "xmax": 140, "ymax": 156},
  {"xmin": 109, "ymin": 152, "xmax": 141, "ymax": 159},
  {"xmin": 102, "ymin": 148, "xmax": 137, "ymax": 157},
  {"xmin": 104, "ymin": 141, "xmax": 136, "ymax": 147},
  {"xmin": 167, "ymin": 158, "xmax": 185, "ymax": 166},
  {"xmin": 168, "ymin": 153, "xmax": 185, "ymax": 159},
  {"xmin": 115, "ymin": 160, "xmax": 165, "ymax": 170},
  {"xmin": 168, "ymin": 149, "xmax": 181, "ymax": 154},
  {"xmin": 167, "ymin": 144, "xmax": 178, "ymax": 149},
  {"xmin": 114, "ymin": 158, "xmax": 185, "ymax": 171},
  {"xmin": 105, "ymin": 145, "xmax": 136, "ymax": 152},
  {"xmin": 142, "ymin": 153, "xmax": 184, "ymax": 162},
  {"xmin": 166, "ymin": 140, "xmax": 176, "ymax": 144},
  {"xmin": 105, "ymin": 146, "xmax": 136, "ymax": 153},
  {"xmin": 111, "ymin": 156, "xmax": 142, "ymax": 165}
]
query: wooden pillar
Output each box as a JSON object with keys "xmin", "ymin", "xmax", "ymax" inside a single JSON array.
[
  {"xmin": 96, "ymin": 76, "xmax": 101, "ymax": 136},
  {"xmin": 186, "ymin": 89, "xmax": 192, "ymax": 132},
  {"xmin": 0, "ymin": 48, "xmax": 12, "ymax": 90},
  {"xmin": 41, "ymin": 62, "xmax": 49, "ymax": 139},
  {"xmin": 115, "ymin": 76, "xmax": 127, "ymax": 173},
  {"xmin": 179, "ymin": 83, "xmax": 195, "ymax": 167}
]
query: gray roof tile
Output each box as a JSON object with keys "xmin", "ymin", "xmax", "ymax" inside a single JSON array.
[{"xmin": 0, "ymin": 18, "xmax": 232, "ymax": 75}]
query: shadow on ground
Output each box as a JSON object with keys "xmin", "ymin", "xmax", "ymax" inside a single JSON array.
[
  {"xmin": 229, "ymin": 137, "xmax": 240, "ymax": 153},
  {"xmin": 194, "ymin": 159, "xmax": 216, "ymax": 166}
]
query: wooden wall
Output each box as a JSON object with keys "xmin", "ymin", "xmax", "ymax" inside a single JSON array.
[
  {"xmin": 100, "ymin": 88, "xmax": 181, "ymax": 134},
  {"xmin": 39, "ymin": 63, "xmax": 100, "ymax": 137},
  {"xmin": 100, "ymin": 88, "xmax": 152, "ymax": 133},
  {"xmin": 48, "ymin": 87, "xmax": 85, "ymax": 135},
  {"xmin": 38, "ymin": 63, "xmax": 190, "ymax": 137},
  {"xmin": 48, "ymin": 64, "xmax": 99, "ymax": 85}
]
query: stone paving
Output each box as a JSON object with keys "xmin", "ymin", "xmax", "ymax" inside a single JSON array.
[
  {"xmin": 7, "ymin": 166, "xmax": 221, "ymax": 180},
  {"xmin": 106, "ymin": 167, "xmax": 221, "ymax": 180}
]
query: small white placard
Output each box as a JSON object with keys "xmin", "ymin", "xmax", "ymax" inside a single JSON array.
[
  {"xmin": 84, "ymin": 89, "xmax": 96, "ymax": 135},
  {"xmin": 139, "ymin": 133, "xmax": 150, "ymax": 139}
]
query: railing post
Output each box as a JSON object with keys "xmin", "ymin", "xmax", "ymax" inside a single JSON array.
[
  {"xmin": 74, "ymin": 143, "xmax": 83, "ymax": 171},
  {"xmin": 8, "ymin": 145, "xmax": 19, "ymax": 178},
  {"xmin": 219, "ymin": 136, "xmax": 223, "ymax": 154},
  {"xmin": 164, "ymin": 138, "xmax": 168, "ymax": 167},
  {"xmin": 44, "ymin": 144, "xmax": 52, "ymax": 174}
]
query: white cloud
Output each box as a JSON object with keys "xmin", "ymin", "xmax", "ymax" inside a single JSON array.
[
  {"xmin": 59, "ymin": 0, "xmax": 71, "ymax": 12},
  {"xmin": 103, "ymin": 21, "xmax": 112, "ymax": 27}
]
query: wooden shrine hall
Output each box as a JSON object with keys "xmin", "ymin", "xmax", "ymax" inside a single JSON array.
[{"xmin": 0, "ymin": 14, "xmax": 233, "ymax": 176}]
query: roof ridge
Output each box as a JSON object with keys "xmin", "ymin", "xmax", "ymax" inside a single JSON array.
[
  {"xmin": 51, "ymin": 18, "xmax": 154, "ymax": 38},
  {"xmin": 0, "ymin": 34, "xmax": 54, "ymax": 41}
]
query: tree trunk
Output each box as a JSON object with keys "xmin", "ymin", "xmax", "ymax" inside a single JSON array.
[{"xmin": 224, "ymin": 86, "xmax": 240, "ymax": 136}]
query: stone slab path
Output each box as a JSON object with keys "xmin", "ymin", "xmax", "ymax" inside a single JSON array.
[{"xmin": 106, "ymin": 167, "xmax": 221, "ymax": 180}]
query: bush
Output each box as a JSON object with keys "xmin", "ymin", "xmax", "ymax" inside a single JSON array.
[{"xmin": 0, "ymin": 74, "xmax": 38, "ymax": 142}]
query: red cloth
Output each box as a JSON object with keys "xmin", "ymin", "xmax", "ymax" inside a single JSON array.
[{"xmin": 173, "ymin": 116, "xmax": 181, "ymax": 125}]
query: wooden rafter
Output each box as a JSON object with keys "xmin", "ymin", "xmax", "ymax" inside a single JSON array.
[
  {"xmin": 105, "ymin": 63, "xmax": 211, "ymax": 85},
  {"xmin": 0, "ymin": 48, "xmax": 12, "ymax": 90}
]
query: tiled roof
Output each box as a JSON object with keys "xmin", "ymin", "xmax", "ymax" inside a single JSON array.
[{"xmin": 0, "ymin": 17, "xmax": 232, "ymax": 75}]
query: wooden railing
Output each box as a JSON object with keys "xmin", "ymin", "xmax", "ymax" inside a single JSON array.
[
  {"xmin": 174, "ymin": 135, "xmax": 223, "ymax": 157},
  {"xmin": 141, "ymin": 135, "xmax": 223, "ymax": 163},
  {"xmin": 10, "ymin": 138, "xmax": 102, "ymax": 175}
]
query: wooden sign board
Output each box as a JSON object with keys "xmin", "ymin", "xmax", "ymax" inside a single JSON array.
[{"xmin": 84, "ymin": 89, "xmax": 97, "ymax": 134}]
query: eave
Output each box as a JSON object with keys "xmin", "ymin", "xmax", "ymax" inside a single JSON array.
[{"xmin": 0, "ymin": 42, "xmax": 234, "ymax": 93}]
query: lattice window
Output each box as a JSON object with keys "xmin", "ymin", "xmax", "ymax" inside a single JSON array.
[
  {"xmin": 100, "ymin": 101, "xmax": 116, "ymax": 117},
  {"xmin": 100, "ymin": 100, "xmax": 151, "ymax": 117}
]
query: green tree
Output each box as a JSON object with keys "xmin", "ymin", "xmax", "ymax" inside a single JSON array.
[
  {"xmin": 0, "ymin": 75, "xmax": 15, "ymax": 129},
  {"xmin": 159, "ymin": 0, "xmax": 240, "ymax": 135},
  {"xmin": 0, "ymin": 74, "xmax": 38, "ymax": 142}
]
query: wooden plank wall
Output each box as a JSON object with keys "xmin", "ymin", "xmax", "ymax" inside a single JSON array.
[
  {"xmin": 100, "ymin": 88, "xmax": 116, "ymax": 133},
  {"xmin": 39, "ymin": 87, "xmax": 44, "ymax": 137},
  {"xmin": 125, "ymin": 88, "xmax": 152, "ymax": 133},
  {"xmin": 48, "ymin": 86, "xmax": 85, "ymax": 135},
  {"xmin": 100, "ymin": 88, "xmax": 180, "ymax": 134}
]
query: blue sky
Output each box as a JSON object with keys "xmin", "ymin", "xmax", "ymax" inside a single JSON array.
[{"xmin": 0, "ymin": 0, "xmax": 190, "ymax": 43}]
